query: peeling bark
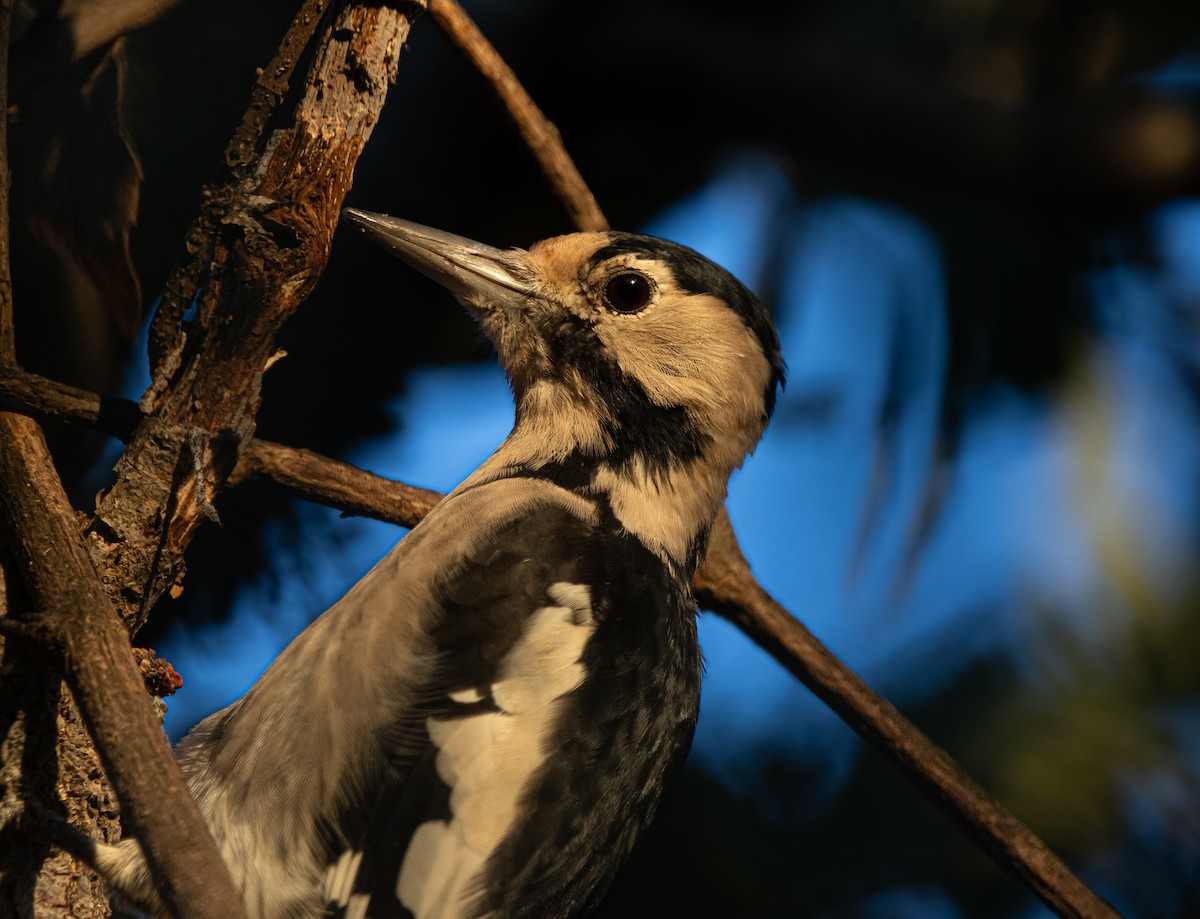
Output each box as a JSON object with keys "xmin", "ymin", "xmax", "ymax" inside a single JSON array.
[
  {"xmin": 0, "ymin": 3, "xmax": 421, "ymax": 916},
  {"xmin": 92, "ymin": 2, "xmax": 416, "ymax": 635}
]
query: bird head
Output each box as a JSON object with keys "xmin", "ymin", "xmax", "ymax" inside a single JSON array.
[{"xmin": 342, "ymin": 209, "xmax": 784, "ymax": 564}]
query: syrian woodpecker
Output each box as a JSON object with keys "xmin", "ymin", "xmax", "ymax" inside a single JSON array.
[{"xmin": 90, "ymin": 211, "xmax": 784, "ymax": 918}]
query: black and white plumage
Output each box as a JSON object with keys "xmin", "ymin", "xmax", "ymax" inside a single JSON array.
[{"xmin": 92, "ymin": 211, "xmax": 784, "ymax": 918}]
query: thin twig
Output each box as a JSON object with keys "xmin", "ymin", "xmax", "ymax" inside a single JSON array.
[
  {"xmin": 427, "ymin": 0, "xmax": 608, "ymax": 232},
  {"xmin": 695, "ymin": 513, "xmax": 1119, "ymax": 919},
  {"xmin": 0, "ymin": 366, "xmax": 440, "ymax": 525},
  {"xmin": 236, "ymin": 438, "xmax": 442, "ymax": 525},
  {"xmin": 422, "ymin": 10, "xmax": 1116, "ymax": 917},
  {"xmin": 0, "ymin": 364, "xmax": 1123, "ymax": 918}
]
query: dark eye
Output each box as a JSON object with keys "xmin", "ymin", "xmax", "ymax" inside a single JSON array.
[{"xmin": 603, "ymin": 272, "xmax": 652, "ymax": 314}]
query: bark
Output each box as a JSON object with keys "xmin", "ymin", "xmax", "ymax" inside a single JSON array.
[
  {"xmin": 0, "ymin": 1, "xmax": 1120, "ymax": 916},
  {"xmin": 0, "ymin": 363, "xmax": 1119, "ymax": 918},
  {"xmin": 0, "ymin": 2, "xmax": 420, "ymax": 915},
  {"xmin": 0, "ymin": 553, "xmax": 117, "ymax": 919},
  {"xmin": 93, "ymin": 1, "xmax": 414, "ymax": 634},
  {"xmin": 0, "ymin": 411, "xmax": 251, "ymax": 918}
]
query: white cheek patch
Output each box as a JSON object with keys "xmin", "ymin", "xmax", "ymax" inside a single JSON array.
[{"xmin": 397, "ymin": 582, "xmax": 595, "ymax": 918}]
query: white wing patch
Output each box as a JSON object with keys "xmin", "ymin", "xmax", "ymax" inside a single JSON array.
[{"xmin": 397, "ymin": 581, "xmax": 595, "ymax": 918}]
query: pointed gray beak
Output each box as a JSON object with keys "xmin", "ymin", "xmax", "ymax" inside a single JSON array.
[{"xmin": 342, "ymin": 208, "xmax": 534, "ymax": 310}]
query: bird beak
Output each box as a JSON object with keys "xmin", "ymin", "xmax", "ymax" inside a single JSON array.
[{"xmin": 341, "ymin": 208, "xmax": 534, "ymax": 310}]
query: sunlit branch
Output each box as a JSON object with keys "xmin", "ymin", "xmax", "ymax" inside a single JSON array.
[
  {"xmin": 0, "ymin": 362, "xmax": 1118, "ymax": 919},
  {"xmin": 421, "ymin": 8, "xmax": 1118, "ymax": 917},
  {"xmin": 0, "ymin": 0, "xmax": 248, "ymax": 911}
]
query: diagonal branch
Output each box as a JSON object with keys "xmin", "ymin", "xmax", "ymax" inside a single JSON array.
[
  {"xmin": 0, "ymin": 414, "xmax": 250, "ymax": 919},
  {"xmin": 0, "ymin": 363, "xmax": 1121, "ymax": 918},
  {"xmin": 0, "ymin": 0, "xmax": 244, "ymax": 912},
  {"xmin": 2, "ymin": 3, "xmax": 419, "ymax": 915},
  {"xmin": 0, "ymin": 2, "xmax": 1117, "ymax": 915},
  {"xmin": 93, "ymin": 1, "xmax": 418, "ymax": 634},
  {"xmin": 424, "ymin": 4, "xmax": 1116, "ymax": 917},
  {"xmin": 693, "ymin": 515, "xmax": 1118, "ymax": 919}
]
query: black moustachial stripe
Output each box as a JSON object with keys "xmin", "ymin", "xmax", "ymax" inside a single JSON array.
[
  {"xmin": 531, "ymin": 311, "xmax": 710, "ymax": 480},
  {"xmin": 588, "ymin": 234, "xmax": 786, "ymax": 419}
]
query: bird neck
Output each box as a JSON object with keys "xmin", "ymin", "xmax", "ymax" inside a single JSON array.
[
  {"xmin": 455, "ymin": 392, "xmax": 742, "ymax": 571},
  {"xmin": 587, "ymin": 459, "xmax": 727, "ymax": 572}
]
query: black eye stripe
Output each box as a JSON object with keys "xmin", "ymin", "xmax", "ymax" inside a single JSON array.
[{"xmin": 603, "ymin": 272, "xmax": 652, "ymax": 314}]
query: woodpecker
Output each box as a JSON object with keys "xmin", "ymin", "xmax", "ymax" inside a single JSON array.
[{"xmin": 89, "ymin": 211, "xmax": 784, "ymax": 918}]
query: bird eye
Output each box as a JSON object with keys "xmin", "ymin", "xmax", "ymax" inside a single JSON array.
[{"xmin": 603, "ymin": 272, "xmax": 652, "ymax": 314}]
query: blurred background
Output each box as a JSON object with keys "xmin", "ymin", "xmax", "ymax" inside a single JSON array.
[{"xmin": 9, "ymin": 0, "xmax": 1200, "ymax": 915}]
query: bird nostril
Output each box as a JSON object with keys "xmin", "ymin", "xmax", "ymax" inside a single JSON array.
[{"xmin": 603, "ymin": 273, "xmax": 652, "ymax": 314}]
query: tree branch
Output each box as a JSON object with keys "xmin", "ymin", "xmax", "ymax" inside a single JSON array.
[
  {"xmin": 92, "ymin": 1, "xmax": 418, "ymax": 634},
  {"xmin": 0, "ymin": 2, "xmax": 1118, "ymax": 914},
  {"xmin": 0, "ymin": 366, "xmax": 141, "ymax": 436},
  {"xmin": 394, "ymin": 9, "xmax": 1119, "ymax": 918},
  {"xmin": 0, "ymin": 0, "xmax": 246, "ymax": 909},
  {"xmin": 0, "ymin": 414, "xmax": 249, "ymax": 919},
  {"xmin": 147, "ymin": 0, "xmax": 335, "ymax": 379},
  {"xmin": 0, "ymin": 363, "xmax": 1121, "ymax": 918},
  {"xmin": 2, "ymin": 3, "xmax": 421, "ymax": 915},
  {"xmin": 694, "ymin": 514, "xmax": 1118, "ymax": 919},
  {"xmin": 0, "ymin": 365, "xmax": 441, "ymax": 527},
  {"xmin": 234, "ymin": 438, "xmax": 442, "ymax": 526}
]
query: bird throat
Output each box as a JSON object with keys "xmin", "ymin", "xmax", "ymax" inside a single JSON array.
[{"xmin": 459, "ymin": 381, "xmax": 731, "ymax": 572}]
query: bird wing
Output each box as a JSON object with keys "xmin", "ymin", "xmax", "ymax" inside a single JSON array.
[{"xmin": 322, "ymin": 479, "xmax": 603, "ymax": 919}]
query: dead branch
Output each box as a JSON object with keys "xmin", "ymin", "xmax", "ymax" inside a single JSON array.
[
  {"xmin": 147, "ymin": 0, "xmax": 335, "ymax": 378},
  {"xmin": 93, "ymin": 1, "xmax": 416, "ymax": 634},
  {"xmin": 426, "ymin": 7, "xmax": 1117, "ymax": 917},
  {"xmin": 0, "ymin": 2, "xmax": 420, "ymax": 915},
  {"xmin": 0, "ymin": 0, "xmax": 1120, "ymax": 915},
  {"xmin": 0, "ymin": 414, "xmax": 250, "ymax": 919},
  {"xmin": 0, "ymin": 362, "xmax": 1120, "ymax": 918}
]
